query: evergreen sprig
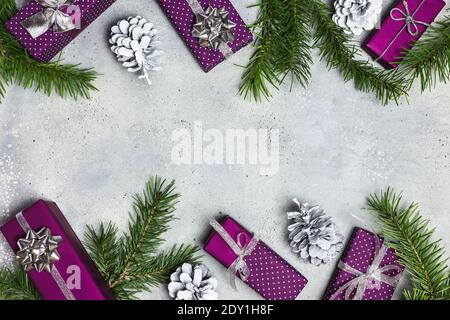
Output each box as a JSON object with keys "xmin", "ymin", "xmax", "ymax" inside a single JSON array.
[
  {"xmin": 238, "ymin": 0, "xmax": 283, "ymax": 101},
  {"xmin": 277, "ymin": 0, "xmax": 312, "ymax": 90},
  {"xmin": 84, "ymin": 176, "xmax": 200, "ymax": 300},
  {"xmin": 367, "ymin": 188, "xmax": 450, "ymax": 300},
  {"xmin": 0, "ymin": 0, "xmax": 98, "ymax": 102},
  {"xmin": 400, "ymin": 13, "xmax": 450, "ymax": 92},
  {"xmin": 309, "ymin": 0, "xmax": 408, "ymax": 105},
  {"xmin": 0, "ymin": 268, "xmax": 40, "ymax": 300},
  {"xmin": 240, "ymin": 0, "xmax": 449, "ymax": 105},
  {"xmin": 0, "ymin": 176, "xmax": 199, "ymax": 300}
]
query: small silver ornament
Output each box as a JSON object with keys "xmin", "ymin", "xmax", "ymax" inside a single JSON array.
[
  {"xmin": 332, "ymin": 0, "xmax": 382, "ymax": 35},
  {"xmin": 16, "ymin": 228, "xmax": 62, "ymax": 272},
  {"xmin": 168, "ymin": 263, "xmax": 218, "ymax": 300},
  {"xmin": 287, "ymin": 199, "xmax": 344, "ymax": 266},
  {"xmin": 192, "ymin": 6, "xmax": 236, "ymax": 50},
  {"xmin": 109, "ymin": 16, "xmax": 161, "ymax": 85}
]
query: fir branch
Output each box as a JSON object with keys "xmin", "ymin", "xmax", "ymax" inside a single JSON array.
[
  {"xmin": 83, "ymin": 222, "xmax": 121, "ymax": 284},
  {"xmin": 0, "ymin": 0, "xmax": 15, "ymax": 24},
  {"xmin": 112, "ymin": 244, "xmax": 200, "ymax": 300},
  {"xmin": 239, "ymin": 0, "xmax": 283, "ymax": 101},
  {"xmin": 0, "ymin": 0, "xmax": 98, "ymax": 102},
  {"xmin": 309, "ymin": 0, "xmax": 409, "ymax": 105},
  {"xmin": 367, "ymin": 188, "xmax": 450, "ymax": 300},
  {"xmin": 276, "ymin": 0, "xmax": 312, "ymax": 89},
  {"xmin": 112, "ymin": 177, "xmax": 181, "ymax": 287},
  {"xmin": 84, "ymin": 176, "xmax": 200, "ymax": 299},
  {"xmin": 0, "ymin": 268, "xmax": 40, "ymax": 300},
  {"xmin": 400, "ymin": 14, "xmax": 450, "ymax": 92}
]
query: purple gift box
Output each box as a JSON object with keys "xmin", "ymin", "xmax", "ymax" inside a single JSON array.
[
  {"xmin": 323, "ymin": 227, "xmax": 404, "ymax": 300},
  {"xmin": 204, "ymin": 216, "xmax": 308, "ymax": 300},
  {"xmin": 5, "ymin": 0, "xmax": 117, "ymax": 62},
  {"xmin": 363, "ymin": 0, "xmax": 445, "ymax": 69},
  {"xmin": 157, "ymin": 0, "xmax": 253, "ymax": 72},
  {"xmin": 0, "ymin": 200, "xmax": 114, "ymax": 300}
]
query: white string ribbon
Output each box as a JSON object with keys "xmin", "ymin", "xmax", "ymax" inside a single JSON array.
[
  {"xmin": 330, "ymin": 235, "xmax": 402, "ymax": 300},
  {"xmin": 209, "ymin": 219, "xmax": 259, "ymax": 290},
  {"xmin": 374, "ymin": 0, "xmax": 429, "ymax": 62},
  {"xmin": 390, "ymin": 0, "xmax": 430, "ymax": 36}
]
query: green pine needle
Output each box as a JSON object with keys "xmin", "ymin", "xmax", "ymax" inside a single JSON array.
[
  {"xmin": 111, "ymin": 244, "xmax": 200, "ymax": 300},
  {"xmin": 367, "ymin": 188, "xmax": 450, "ymax": 300},
  {"xmin": 239, "ymin": 0, "xmax": 283, "ymax": 101},
  {"xmin": 84, "ymin": 176, "xmax": 201, "ymax": 300},
  {"xmin": 0, "ymin": 268, "xmax": 41, "ymax": 300},
  {"xmin": 309, "ymin": 0, "xmax": 409, "ymax": 105},
  {"xmin": 399, "ymin": 13, "xmax": 450, "ymax": 92},
  {"xmin": 238, "ymin": 0, "xmax": 450, "ymax": 105},
  {"xmin": 0, "ymin": 0, "xmax": 98, "ymax": 102},
  {"xmin": 276, "ymin": 0, "xmax": 312, "ymax": 89},
  {"xmin": 83, "ymin": 222, "xmax": 121, "ymax": 284}
]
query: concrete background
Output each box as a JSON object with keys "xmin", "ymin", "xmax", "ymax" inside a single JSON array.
[{"xmin": 0, "ymin": 0, "xmax": 449, "ymax": 300}]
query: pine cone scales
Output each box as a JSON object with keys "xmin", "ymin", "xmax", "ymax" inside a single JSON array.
[
  {"xmin": 288, "ymin": 199, "xmax": 344, "ymax": 266},
  {"xmin": 332, "ymin": 0, "xmax": 382, "ymax": 35},
  {"xmin": 168, "ymin": 263, "xmax": 218, "ymax": 300},
  {"xmin": 109, "ymin": 16, "xmax": 161, "ymax": 85}
]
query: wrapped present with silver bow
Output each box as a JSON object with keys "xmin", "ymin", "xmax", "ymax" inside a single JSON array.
[
  {"xmin": 323, "ymin": 227, "xmax": 404, "ymax": 300},
  {"xmin": 5, "ymin": 0, "xmax": 117, "ymax": 62},
  {"xmin": 0, "ymin": 200, "xmax": 114, "ymax": 300},
  {"xmin": 157, "ymin": 0, "xmax": 253, "ymax": 72},
  {"xmin": 363, "ymin": 0, "xmax": 445, "ymax": 69},
  {"xmin": 204, "ymin": 216, "xmax": 308, "ymax": 300}
]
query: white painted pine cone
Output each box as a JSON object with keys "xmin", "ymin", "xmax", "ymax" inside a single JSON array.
[
  {"xmin": 332, "ymin": 0, "xmax": 382, "ymax": 35},
  {"xmin": 288, "ymin": 199, "xmax": 344, "ymax": 266},
  {"xmin": 168, "ymin": 263, "xmax": 218, "ymax": 300},
  {"xmin": 109, "ymin": 16, "xmax": 161, "ymax": 85}
]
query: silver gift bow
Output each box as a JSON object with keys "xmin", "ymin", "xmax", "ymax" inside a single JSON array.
[
  {"xmin": 209, "ymin": 219, "xmax": 259, "ymax": 290},
  {"xmin": 186, "ymin": 0, "xmax": 235, "ymax": 58},
  {"xmin": 21, "ymin": 0, "xmax": 78, "ymax": 39},
  {"xmin": 17, "ymin": 227, "xmax": 62, "ymax": 272},
  {"xmin": 14, "ymin": 212, "xmax": 76, "ymax": 300},
  {"xmin": 375, "ymin": 0, "xmax": 428, "ymax": 62},
  {"xmin": 390, "ymin": 0, "xmax": 430, "ymax": 36},
  {"xmin": 330, "ymin": 236, "xmax": 403, "ymax": 300}
]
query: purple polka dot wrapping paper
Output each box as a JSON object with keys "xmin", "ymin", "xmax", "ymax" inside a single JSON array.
[
  {"xmin": 5, "ymin": 0, "xmax": 117, "ymax": 62},
  {"xmin": 323, "ymin": 227, "xmax": 404, "ymax": 300},
  {"xmin": 204, "ymin": 216, "xmax": 308, "ymax": 300},
  {"xmin": 157, "ymin": 0, "xmax": 253, "ymax": 72}
]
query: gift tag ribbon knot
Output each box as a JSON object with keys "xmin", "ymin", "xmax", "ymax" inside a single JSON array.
[
  {"xmin": 390, "ymin": 0, "xmax": 430, "ymax": 36},
  {"xmin": 330, "ymin": 237, "xmax": 402, "ymax": 300},
  {"xmin": 209, "ymin": 219, "xmax": 259, "ymax": 290},
  {"xmin": 21, "ymin": 0, "xmax": 78, "ymax": 39}
]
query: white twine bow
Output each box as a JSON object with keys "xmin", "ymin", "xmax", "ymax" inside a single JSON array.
[
  {"xmin": 330, "ymin": 236, "xmax": 402, "ymax": 300},
  {"xmin": 209, "ymin": 219, "xmax": 259, "ymax": 290},
  {"xmin": 21, "ymin": 0, "xmax": 78, "ymax": 39},
  {"xmin": 374, "ymin": 0, "xmax": 428, "ymax": 62},
  {"xmin": 390, "ymin": 0, "xmax": 429, "ymax": 36}
]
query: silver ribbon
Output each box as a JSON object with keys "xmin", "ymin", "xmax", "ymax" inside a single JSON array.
[
  {"xmin": 15, "ymin": 212, "xmax": 76, "ymax": 300},
  {"xmin": 330, "ymin": 236, "xmax": 403, "ymax": 300},
  {"xmin": 375, "ymin": 0, "xmax": 429, "ymax": 62},
  {"xmin": 186, "ymin": 0, "xmax": 235, "ymax": 58},
  {"xmin": 209, "ymin": 219, "xmax": 259, "ymax": 290},
  {"xmin": 21, "ymin": 0, "xmax": 78, "ymax": 39}
]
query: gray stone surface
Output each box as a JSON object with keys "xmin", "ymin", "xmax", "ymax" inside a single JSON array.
[{"xmin": 0, "ymin": 0, "xmax": 449, "ymax": 300}]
